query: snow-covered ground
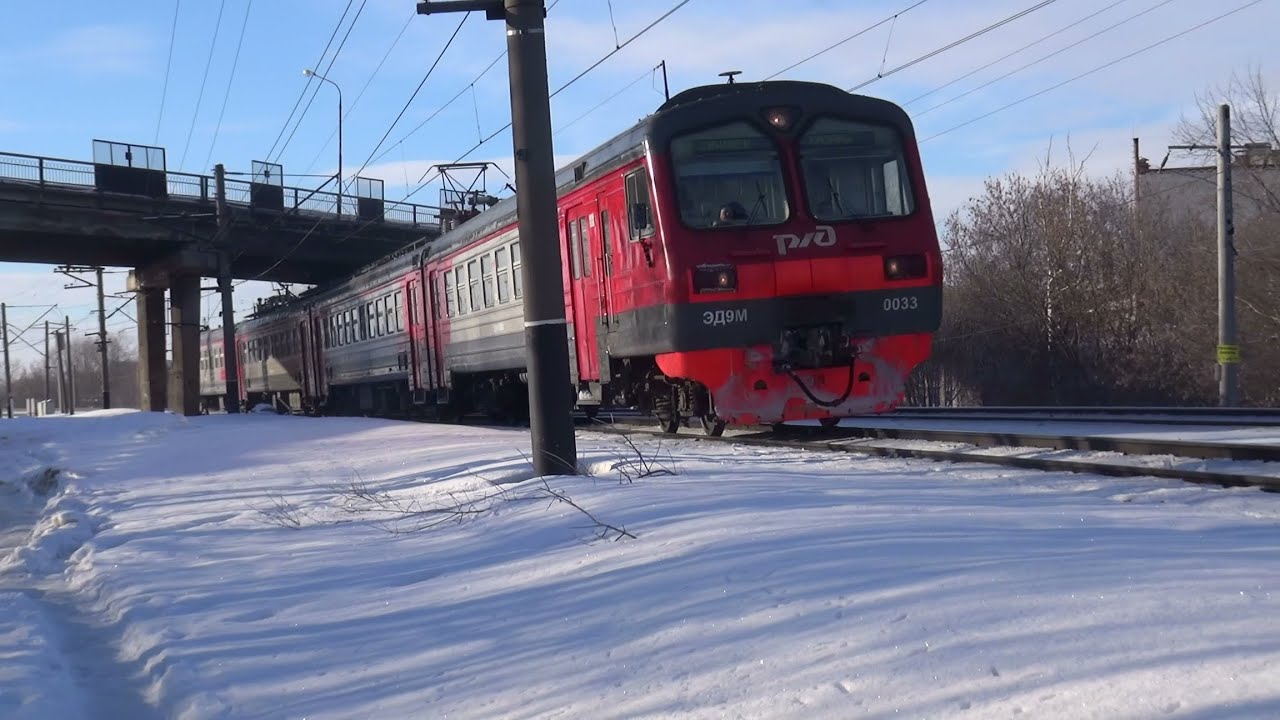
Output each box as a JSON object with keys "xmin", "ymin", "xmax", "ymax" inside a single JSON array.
[{"xmin": 2, "ymin": 410, "xmax": 1279, "ymax": 719}]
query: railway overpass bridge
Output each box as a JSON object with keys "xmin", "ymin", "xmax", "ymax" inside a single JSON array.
[{"xmin": 0, "ymin": 140, "xmax": 442, "ymax": 416}]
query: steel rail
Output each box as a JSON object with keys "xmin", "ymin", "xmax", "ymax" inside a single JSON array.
[{"xmin": 583, "ymin": 424, "xmax": 1280, "ymax": 492}]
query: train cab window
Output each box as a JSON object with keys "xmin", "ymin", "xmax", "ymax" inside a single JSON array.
[
  {"xmin": 625, "ymin": 168, "xmax": 655, "ymax": 241},
  {"xmin": 496, "ymin": 248, "xmax": 511, "ymax": 303},
  {"xmin": 670, "ymin": 120, "xmax": 788, "ymax": 229},
  {"xmin": 510, "ymin": 242, "xmax": 523, "ymax": 298},
  {"xmin": 444, "ymin": 272, "xmax": 456, "ymax": 317},
  {"xmin": 467, "ymin": 260, "xmax": 481, "ymax": 313},
  {"xmin": 481, "ymin": 255, "xmax": 494, "ymax": 308},
  {"xmin": 798, "ymin": 116, "xmax": 914, "ymax": 220}
]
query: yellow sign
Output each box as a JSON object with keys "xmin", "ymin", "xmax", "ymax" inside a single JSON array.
[{"xmin": 1217, "ymin": 344, "xmax": 1241, "ymax": 364}]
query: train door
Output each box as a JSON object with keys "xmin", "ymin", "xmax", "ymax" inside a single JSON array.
[
  {"xmin": 298, "ymin": 318, "xmax": 313, "ymax": 403},
  {"xmin": 407, "ymin": 272, "xmax": 428, "ymax": 396},
  {"xmin": 424, "ymin": 269, "xmax": 445, "ymax": 392},
  {"xmin": 595, "ymin": 189, "xmax": 622, "ymax": 329},
  {"xmin": 565, "ymin": 203, "xmax": 599, "ymax": 381}
]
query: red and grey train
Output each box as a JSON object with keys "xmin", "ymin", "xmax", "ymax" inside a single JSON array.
[{"xmin": 198, "ymin": 80, "xmax": 943, "ymax": 434}]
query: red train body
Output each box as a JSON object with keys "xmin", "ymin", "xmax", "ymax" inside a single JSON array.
[{"xmin": 201, "ymin": 80, "xmax": 943, "ymax": 433}]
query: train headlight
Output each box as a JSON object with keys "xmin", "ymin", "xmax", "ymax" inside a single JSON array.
[
  {"xmin": 763, "ymin": 106, "xmax": 797, "ymax": 131},
  {"xmin": 884, "ymin": 254, "xmax": 927, "ymax": 280},
  {"xmin": 694, "ymin": 264, "xmax": 737, "ymax": 293}
]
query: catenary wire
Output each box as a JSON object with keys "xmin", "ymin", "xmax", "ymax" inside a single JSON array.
[
  {"xmin": 154, "ymin": 0, "xmax": 183, "ymax": 144},
  {"xmin": 265, "ymin": 0, "xmax": 354, "ymax": 161},
  {"xmin": 920, "ymin": 0, "xmax": 1265, "ymax": 143},
  {"xmin": 202, "ymin": 0, "xmax": 255, "ymax": 171},
  {"xmin": 273, "ymin": 0, "xmax": 369, "ymax": 165},
  {"xmin": 765, "ymin": 0, "xmax": 932, "ymax": 80},
  {"xmin": 849, "ymin": 0, "xmax": 1060, "ymax": 92},
  {"xmin": 915, "ymin": 0, "xmax": 1180, "ymax": 117},
  {"xmin": 178, "ymin": 0, "xmax": 227, "ymax": 171},
  {"xmin": 903, "ymin": 0, "xmax": 1137, "ymax": 106}
]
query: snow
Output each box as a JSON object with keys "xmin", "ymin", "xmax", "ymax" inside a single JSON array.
[{"xmin": 2, "ymin": 410, "xmax": 1279, "ymax": 719}]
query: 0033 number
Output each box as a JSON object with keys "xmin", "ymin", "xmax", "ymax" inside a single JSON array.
[{"xmin": 883, "ymin": 296, "xmax": 919, "ymax": 312}]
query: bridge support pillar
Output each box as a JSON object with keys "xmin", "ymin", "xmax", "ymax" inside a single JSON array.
[
  {"xmin": 134, "ymin": 281, "xmax": 167, "ymax": 412},
  {"xmin": 168, "ymin": 274, "xmax": 202, "ymax": 417}
]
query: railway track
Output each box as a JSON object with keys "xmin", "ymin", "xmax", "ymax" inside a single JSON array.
[{"xmin": 583, "ymin": 414, "xmax": 1280, "ymax": 492}]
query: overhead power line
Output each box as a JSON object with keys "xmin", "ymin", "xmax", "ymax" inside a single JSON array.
[
  {"xmin": 915, "ymin": 0, "xmax": 1179, "ymax": 117},
  {"xmin": 265, "ymin": 0, "xmax": 354, "ymax": 161},
  {"xmin": 303, "ymin": 10, "xmax": 418, "ymax": 176},
  {"xmin": 155, "ymin": 0, "xmax": 183, "ymax": 144},
  {"xmin": 273, "ymin": 0, "xmax": 369, "ymax": 165},
  {"xmin": 766, "ymin": 0, "xmax": 932, "ymax": 81},
  {"xmin": 921, "ymin": 0, "xmax": 1265, "ymax": 143},
  {"xmin": 904, "ymin": 0, "xmax": 1136, "ymax": 106},
  {"xmin": 346, "ymin": 12, "xmax": 471, "ymax": 186},
  {"xmin": 178, "ymin": 0, "xmax": 227, "ymax": 171},
  {"xmin": 203, "ymin": 0, "xmax": 255, "ymax": 171},
  {"xmin": 849, "ymin": 0, "xmax": 1060, "ymax": 92}
]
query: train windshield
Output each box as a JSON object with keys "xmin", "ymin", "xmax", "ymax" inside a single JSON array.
[
  {"xmin": 798, "ymin": 117, "xmax": 914, "ymax": 221},
  {"xmin": 670, "ymin": 121, "xmax": 788, "ymax": 229}
]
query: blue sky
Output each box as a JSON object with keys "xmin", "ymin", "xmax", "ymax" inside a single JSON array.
[{"xmin": 1, "ymin": 0, "xmax": 1275, "ymax": 364}]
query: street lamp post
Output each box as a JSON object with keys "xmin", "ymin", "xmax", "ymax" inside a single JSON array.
[{"xmin": 303, "ymin": 68, "xmax": 344, "ymax": 217}]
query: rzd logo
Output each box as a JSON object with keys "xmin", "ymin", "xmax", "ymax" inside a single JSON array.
[{"xmin": 774, "ymin": 225, "xmax": 837, "ymax": 256}]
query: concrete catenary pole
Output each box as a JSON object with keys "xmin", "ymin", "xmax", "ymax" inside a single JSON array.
[
  {"xmin": 417, "ymin": 0, "xmax": 578, "ymax": 476},
  {"xmin": 44, "ymin": 320, "xmax": 50, "ymax": 405},
  {"xmin": 96, "ymin": 266, "xmax": 111, "ymax": 410},
  {"xmin": 54, "ymin": 330, "xmax": 65, "ymax": 414},
  {"xmin": 1217, "ymin": 104, "xmax": 1239, "ymax": 407},
  {"xmin": 215, "ymin": 164, "xmax": 241, "ymax": 413},
  {"xmin": 2, "ymin": 302, "xmax": 11, "ymax": 419},
  {"xmin": 65, "ymin": 315, "xmax": 74, "ymax": 415}
]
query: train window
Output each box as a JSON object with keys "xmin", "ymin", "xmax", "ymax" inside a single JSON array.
[
  {"xmin": 376, "ymin": 299, "xmax": 386, "ymax": 337},
  {"xmin": 600, "ymin": 210, "xmax": 614, "ymax": 274},
  {"xmin": 363, "ymin": 303, "xmax": 372, "ymax": 341},
  {"xmin": 568, "ymin": 217, "xmax": 582, "ymax": 279},
  {"xmin": 454, "ymin": 267, "xmax": 467, "ymax": 315},
  {"xmin": 798, "ymin": 116, "xmax": 914, "ymax": 220},
  {"xmin": 394, "ymin": 291, "xmax": 403, "ymax": 331},
  {"xmin": 578, "ymin": 217, "xmax": 591, "ymax": 277},
  {"xmin": 670, "ymin": 120, "xmax": 788, "ymax": 229},
  {"xmin": 444, "ymin": 271, "xmax": 456, "ymax": 317},
  {"xmin": 510, "ymin": 242, "xmax": 523, "ymax": 298},
  {"xmin": 496, "ymin": 248, "xmax": 511, "ymax": 303},
  {"xmin": 481, "ymin": 255, "xmax": 494, "ymax": 308},
  {"xmin": 625, "ymin": 168, "xmax": 655, "ymax": 240},
  {"xmin": 468, "ymin": 260, "xmax": 481, "ymax": 313}
]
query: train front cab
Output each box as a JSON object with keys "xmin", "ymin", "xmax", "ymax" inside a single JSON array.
[{"xmin": 629, "ymin": 81, "xmax": 943, "ymax": 428}]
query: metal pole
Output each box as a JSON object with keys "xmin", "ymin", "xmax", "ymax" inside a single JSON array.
[
  {"xmin": 215, "ymin": 163, "xmax": 241, "ymax": 414},
  {"xmin": 337, "ymin": 86, "xmax": 343, "ymax": 217},
  {"xmin": 1132, "ymin": 137, "xmax": 1141, "ymax": 206},
  {"xmin": 660, "ymin": 60, "xmax": 670, "ymax": 101},
  {"xmin": 417, "ymin": 0, "xmax": 578, "ymax": 476},
  {"xmin": 1217, "ymin": 103, "xmax": 1238, "ymax": 406},
  {"xmin": 44, "ymin": 320, "xmax": 50, "ymax": 404},
  {"xmin": 65, "ymin": 315, "xmax": 74, "ymax": 415},
  {"xmin": 2, "ymin": 302, "xmax": 11, "ymax": 419},
  {"xmin": 54, "ymin": 331, "xmax": 65, "ymax": 414},
  {"xmin": 96, "ymin": 266, "xmax": 111, "ymax": 410}
]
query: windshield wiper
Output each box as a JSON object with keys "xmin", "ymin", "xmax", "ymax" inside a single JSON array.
[{"xmin": 745, "ymin": 181, "xmax": 767, "ymax": 225}]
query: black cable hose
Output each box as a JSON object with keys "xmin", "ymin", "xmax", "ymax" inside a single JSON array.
[{"xmin": 786, "ymin": 359, "xmax": 857, "ymax": 408}]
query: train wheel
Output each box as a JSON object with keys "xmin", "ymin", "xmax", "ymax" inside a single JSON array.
[
  {"xmin": 653, "ymin": 390, "xmax": 680, "ymax": 434},
  {"xmin": 699, "ymin": 415, "xmax": 726, "ymax": 437},
  {"xmin": 819, "ymin": 417, "xmax": 841, "ymax": 428}
]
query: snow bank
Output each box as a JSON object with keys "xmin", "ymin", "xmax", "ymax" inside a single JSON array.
[
  {"xmin": 1, "ymin": 410, "xmax": 1278, "ymax": 719},
  {"xmin": 0, "ymin": 591, "xmax": 90, "ymax": 720}
]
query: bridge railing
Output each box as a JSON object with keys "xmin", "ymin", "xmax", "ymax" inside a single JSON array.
[{"xmin": 0, "ymin": 150, "xmax": 439, "ymax": 229}]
